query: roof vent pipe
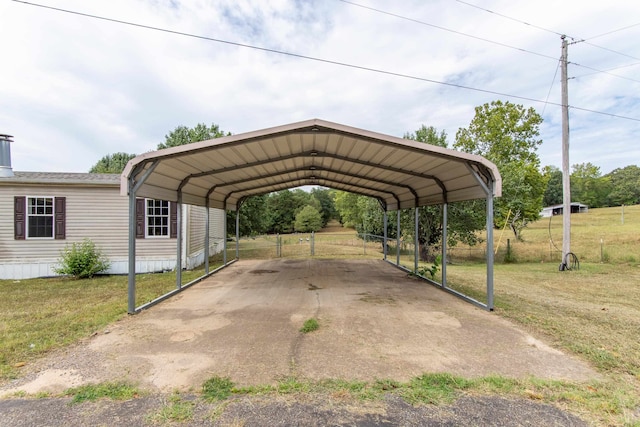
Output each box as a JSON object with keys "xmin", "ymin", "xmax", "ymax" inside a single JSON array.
[{"xmin": 0, "ymin": 134, "xmax": 14, "ymax": 178}]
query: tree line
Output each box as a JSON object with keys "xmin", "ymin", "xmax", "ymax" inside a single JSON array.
[
  {"xmin": 90, "ymin": 100, "xmax": 638, "ymax": 254},
  {"xmin": 543, "ymin": 163, "xmax": 640, "ymax": 208}
]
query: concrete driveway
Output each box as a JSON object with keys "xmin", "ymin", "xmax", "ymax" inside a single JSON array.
[{"xmin": 2, "ymin": 258, "xmax": 597, "ymax": 395}]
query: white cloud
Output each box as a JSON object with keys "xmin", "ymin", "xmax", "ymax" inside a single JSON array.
[{"xmin": 1, "ymin": 0, "xmax": 638, "ymax": 174}]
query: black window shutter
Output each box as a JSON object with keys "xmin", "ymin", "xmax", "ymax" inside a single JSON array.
[
  {"xmin": 14, "ymin": 196, "xmax": 26, "ymax": 240},
  {"xmin": 136, "ymin": 198, "xmax": 145, "ymax": 239},
  {"xmin": 54, "ymin": 197, "xmax": 66, "ymax": 239},
  {"xmin": 170, "ymin": 202, "xmax": 178, "ymax": 239}
]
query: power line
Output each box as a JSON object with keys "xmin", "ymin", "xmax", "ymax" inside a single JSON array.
[
  {"xmin": 337, "ymin": 0, "xmax": 557, "ymax": 61},
  {"xmin": 10, "ymin": 0, "xmax": 640, "ymax": 123},
  {"xmin": 582, "ymin": 41, "xmax": 640, "ymax": 62},
  {"xmin": 586, "ymin": 22, "xmax": 640, "ymax": 41},
  {"xmin": 541, "ymin": 58, "xmax": 560, "ymax": 117},
  {"xmin": 454, "ymin": 1, "xmax": 640, "ymax": 64},
  {"xmin": 454, "ymin": 0, "xmax": 563, "ymax": 37},
  {"xmin": 340, "ymin": 0, "xmax": 640, "ymax": 84},
  {"xmin": 569, "ymin": 58, "xmax": 640, "ymax": 84},
  {"xmin": 573, "ymin": 61, "xmax": 640, "ymax": 80}
]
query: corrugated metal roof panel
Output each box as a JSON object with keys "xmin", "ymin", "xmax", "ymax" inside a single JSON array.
[{"xmin": 121, "ymin": 119, "xmax": 501, "ymax": 210}]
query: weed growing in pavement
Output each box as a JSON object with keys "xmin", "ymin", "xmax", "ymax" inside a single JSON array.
[
  {"xmin": 147, "ymin": 391, "xmax": 195, "ymax": 423},
  {"xmin": 300, "ymin": 318, "xmax": 319, "ymax": 333},
  {"xmin": 64, "ymin": 382, "xmax": 140, "ymax": 404},
  {"xmin": 401, "ymin": 373, "xmax": 473, "ymax": 405},
  {"xmin": 202, "ymin": 376, "xmax": 235, "ymax": 401}
]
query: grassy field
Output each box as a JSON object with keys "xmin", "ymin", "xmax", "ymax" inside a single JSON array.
[
  {"xmin": 1, "ymin": 206, "xmax": 639, "ymax": 425},
  {"xmin": 448, "ymin": 203, "xmax": 640, "ymax": 265}
]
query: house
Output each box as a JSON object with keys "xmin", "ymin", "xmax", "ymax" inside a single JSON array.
[
  {"xmin": 540, "ymin": 203, "xmax": 589, "ymax": 218},
  {"xmin": 0, "ymin": 135, "xmax": 225, "ymax": 280}
]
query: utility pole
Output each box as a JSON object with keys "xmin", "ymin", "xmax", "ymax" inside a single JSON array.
[{"xmin": 560, "ymin": 35, "xmax": 571, "ymax": 269}]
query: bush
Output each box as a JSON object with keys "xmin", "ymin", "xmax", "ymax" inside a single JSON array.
[{"xmin": 54, "ymin": 239, "xmax": 110, "ymax": 279}]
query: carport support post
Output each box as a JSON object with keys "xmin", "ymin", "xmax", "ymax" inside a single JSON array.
[
  {"xmin": 223, "ymin": 207, "xmax": 227, "ymax": 265},
  {"xmin": 311, "ymin": 231, "xmax": 315, "ymax": 256},
  {"xmin": 486, "ymin": 190, "xmax": 495, "ymax": 310},
  {"xmin": 176, "ymin": 193, "xmax": 183, "ymax": 289},
  {"xmin": 235, "ymin": 209, "xmax": 240, "ymax": 259},
  {"xmin": 414, "ymin": 207, "xmax": 419, "ymax": 272},
  {"xmin": 396, "ymin": 210, "xmax": 400, "ymax": 266},
  {"xmin": 205, "ymin": 200, "xmax": 210, "ymax": 274},
  {"xmin": 442, "ymin": 203, "xmax": 448, "ymax": 288},
  {"xmin": 383, "ymin": 211, "xmax": 388, "ymax": 260},
  {"xmin": 127, "ymin": 187, "xmax": 137, "ymax": 314}
]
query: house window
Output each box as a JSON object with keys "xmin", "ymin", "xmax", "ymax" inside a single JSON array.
[
  {"xmin": 28, "ymin": 197, "xmax": 54, "ymax": 238},
  {"xmin": 146, "ymin": 199, "xmax": 170, "ymax": 237},
  {"xmin": 135, "ymin": 198, "xmax": 176, "ymax": 239}
]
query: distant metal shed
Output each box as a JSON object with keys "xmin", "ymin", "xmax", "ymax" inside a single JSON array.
[{"xmin": 121, "ymin": 118, "xmax": 502, "ymax": 313}]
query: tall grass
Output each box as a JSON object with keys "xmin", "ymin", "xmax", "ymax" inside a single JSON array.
[{"xmin": 447, "ymin": 204, "xmax": 640, "ymax": 265}]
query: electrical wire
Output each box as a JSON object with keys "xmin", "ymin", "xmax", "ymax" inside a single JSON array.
[
  {"xmin": 573, "ymin": 61, "xmax": 640, "ymax": 80},
  {"xmin": 541, "ymin": 58, "xmax": 560, "ymax": 117},
  {"xmin": 10, "ymin": 0, "xmax": 640, "ymax": 123},
  {"xmin": 455, "ymin": 0, "xmax": 564, "ymax": 37},
  {"xmin": 586, "ymin": 22, "xmax": 640, "ymax": 41},
  {"xmin": 338, "ymin": 0, "xmax": 558, "ymax": 60},
  {"xmin": 453, "ymin": 1, "xmax": 640, "ymax": 70}
]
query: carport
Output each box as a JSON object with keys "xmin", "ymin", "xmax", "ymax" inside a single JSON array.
[{"xmin": 121, "ymin": 119, "xmax": 501, "ymax": 314}]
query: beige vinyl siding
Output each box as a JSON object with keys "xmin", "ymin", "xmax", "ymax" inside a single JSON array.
[
  {"xmin": 0, "ymin": 184, "xmax": 175, "ymax": 262},
  {"xmin": 1, "ymin": 182, "xmax": 226, "ymax": 278},
  {"xmin": 187, "ymin": 206, "xmax": 226, "ymax": 256},
  {"xmin": 184, "ymin": 205, "xmax": 225, "ymax": 270}
]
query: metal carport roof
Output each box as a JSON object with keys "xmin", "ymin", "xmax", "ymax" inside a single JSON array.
[
  {"xmin": 121, "ymin": 118, "xmax": 502, "ymax": 314},
  {"xmin": 121, "ymin": 118, "xmax": 501, "ymax": 211}
]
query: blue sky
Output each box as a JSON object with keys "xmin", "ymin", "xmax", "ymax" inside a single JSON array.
[{"xmin": 1, "ymin": 0, "xmax": 638, "ymax": 175}]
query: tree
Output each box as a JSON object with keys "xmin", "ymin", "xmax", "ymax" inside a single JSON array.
[
  {"xmin": 310, "ymin": 187, "xmax": 338, "ymax": 226},
  {"xmin": 403, "ymin": 125, "xmax": 486, "ymax": 258},
  {"xmin": 227, "ymin": 195, "xmax": 268, "ymax": 237},
  {"xmin": 571, "ymin": 162, "xmax": 608, "ymax": 208},
  {"xmin": 265, "ymin": 190, "xmax": 306, "ymax": 233},
  {"xmin": 403, "ymin": 125, "xmax": 448, "ymax": 147},
  {"xmin": 89, "ymin": 152, "xmax": 136, "ymax": 174},
  {"xmin": 158, "ymin": 122, "xmax": 230, "ymax": 150},
  {"xmin": 454, "ymin": 100, "xmax": 545, "ymax": 239},
  {"xmin": 294, "ymin": 205, "xmax": 323, "ymax": 232},
  {"xmin": 606, "ymin": 165, "xmax": 640, "ymax": 206},
  {"xmin": 334, "ymin": 191, "xmax": 363, "ymax": 229},
  {"xmin": 542, "ymin": 165, "xmax": 563, "ymax": 206}
]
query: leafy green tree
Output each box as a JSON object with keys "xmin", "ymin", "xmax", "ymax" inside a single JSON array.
[
  {"xmin": 454, "ymin": 100, "xmax": 545, "ymax": 239},
  {"xmin": 403, "ymin": 125, "xmax": 485, "ymax": 258},
  {"xmin": 227, "ymin": 195, "xmax": 268, "ymax": 237},
  {"xmin": 265, "ymin": 190, "xmax": 305, "ymax": 233},
  {"xmin": 403, "ymin": 125, "xmax": 448, "ymax": 147},
  {"xmin": 334, "ymin": 191, "xmax": 362, "ymax": 229},
  {"xmin": 310, "ymin": 188, "xmax": 338, "ymax": 226},
  {"xmin": 294, "ymin": 205, "xmax": 323, "ymax": 232},
  {"xmin": 542, "ymin": 165, "xmax": 563, "ymax": 206},
  {"xmin": 158, "ymin": 122, "xmax": 230, "ymax": 150},
  {"xmin": 606, "ymin": 165, "xmax": 640, "ymax": 206},
  {"xmin": 571, "ymin": 162, "xmax": 607, "ymax": 208},
  {"xmin": 333, "ymin": 191, "xmax": 385, "ymax": 235},
  {"xmin": 89, "ymin": 152, "xmax": 136, "ymax": 174}
]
